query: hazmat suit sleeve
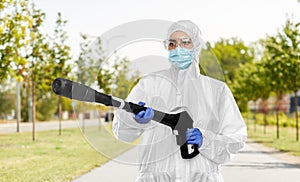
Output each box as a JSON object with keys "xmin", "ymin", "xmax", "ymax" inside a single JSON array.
[
  {"xmin": 112, "ymin": 78, "xmax": 151, "ymax": 143},
  {"xmin": 199, "ymin": 84, "xmax": 247, "ymax": 164}
]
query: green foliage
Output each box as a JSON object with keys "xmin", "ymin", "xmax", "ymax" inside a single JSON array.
[
  {"xmin": 75, "ymin": 34, "xmax": 115, "ymax": 95},
  {"xmin": 112, "ymin": 58, "xmax": 140, "ymax": 99},
  {"xmin": 212, "ymin": 37, "xmax": 254, "ymax": 84},
  {"xmin": 227, "ymin": 18, "xmax": 300, "ymax": 117},
  {"xmin": 211, "ymin": 38, "xmax": 254, "ymax": 110},
  {"xmin": 45, "ymin": 12, "xmax": 72, "ymax": 123},
  {"xmin": 0, "ymin": 1, "xmax": 72, "ymax": 122},
  {"xmin": 261, "ymin": 18, "xmax": 300, "ymax": 96},
  {"xmin": 75, "ymin": 34, "xmax": 140, "ymax": 99},
  {"xmin": 39, "ymin": 12, "xmax": 72, "ymax": 92},
  {"xmin": 280, "ymin": 19, "xmax": 300, "ymax": 93},
  {"xmin": 36, "ymin": 94, "xmax": 58, "ymax": 121},
  {"xmin": 76, "ymin": 35, "xmax": 105, "ymax": 85},
  {"xmin": 0, "ymin": 86, "xmax": 15, "ymax": 119},
  {"xmin": 232, "ymin": 62, "xmax": 272, "ymax": 111},
  {"xmin": 97, "ymin": 69, "xmax": 113, "ymax": 94},
  {"xmin": 0, "ymin": 0, "xmax": 32, "ymax": 82},
  {"xmin": 260, "ymin": 18, "xmax": 300, "ymax": 139}
]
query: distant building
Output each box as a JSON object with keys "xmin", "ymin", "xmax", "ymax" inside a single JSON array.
[
  {"xmin": 248, "ymin": 95, "xmax": 290, "ymax": 114},
  {"xmin": 289, "ymin": 89, "xmax": 300, "ymax": 113}
]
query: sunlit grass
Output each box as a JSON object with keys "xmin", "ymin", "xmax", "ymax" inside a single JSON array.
[
  {"xmin": 247, "ymin": 121, "xmax": 300, "ymax": 156},
  {"xmin": 0, "ymin": 125, "xmax": 134, "ymax": 182}
]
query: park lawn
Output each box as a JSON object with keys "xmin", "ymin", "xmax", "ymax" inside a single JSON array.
[
  {"xmin": 247, "ymin": 123, "xmax": 300, "ymax": 156},
  {"xmin": 0, "ymin": 126, "xmax": 134, "ymax": 182}
]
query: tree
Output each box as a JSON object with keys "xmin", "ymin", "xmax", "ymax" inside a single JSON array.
[
  {"xmin": 0, "ymin": 0, "xmax": 33, "ymax": 130},
  {"xmin": 75, "ymin": 35, "xmax": 111, "ymax": 127},
  {"xmin": 262, "ymin": 35, "xmax": 290, "ymax": 139},
  {"xmin": 76, "ymin": 34, "xmax": 120, "ymax": 95},
  {"xmin": 281, "ymin": 19, "xmax": 300, "ymax": 141},
  {"xmin": 0, "ymin": 0, "xmax": 68, "ymax": 126},
  {"xmin": 26, "ymin": 3, "xmax": 48, "ymax": 140},
  {"xmin": 76, "ymin": 35, "xmax": 103, "ymax": 85},
  {"xmin": 0, "ymin": 0, "xmax": 45, "ymax": 135},
  {"xmin": 19, "ymin": 2, "xmax": 71, "ymax": 140},
  {"xmin": 233, "ymin": 61, "xmax": 272, "ymax": 132},
  {"xmin": 212, "ymin": 38, "xmax": 254, "ymax": 85},
  {"xmin": 232, "ymin": 63, "xmax": 260, "ymax": 111},
  {"xmin": 211, "ymin": 38, "xmax": 254, "ymax": 113},
  {"xmin": 263, "ymin": 18, "xmax": 300, "ymax": 140},
  {"xmin": 0, "ymin": 0, "xmax": 31, "ymax": 82},
  {"xmin": 47, "ymin": 12, "xmax": 72, "ymax": 135},
  {"xmin": 112, "ymin": 58, "xmax": 140, "ymax": 99}
]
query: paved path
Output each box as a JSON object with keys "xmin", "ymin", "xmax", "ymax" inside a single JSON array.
[
  {"xmin": 222, "ymin": 141, "xmax": 300, "ymax": 182},
  {"xmin": 73, "ymin": 147, "xmax": 139, "ymax": 182},
  {"xmin": 73, "ymin": 141, "xmax": 300, "ymax": 182}
]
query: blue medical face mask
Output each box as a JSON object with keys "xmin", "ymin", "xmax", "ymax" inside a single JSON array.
[{"xmin": 168, "ymin": 47, "xmax": 194, "ymax": 70}]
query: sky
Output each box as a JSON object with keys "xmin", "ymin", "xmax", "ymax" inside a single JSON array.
[{"xmin": 35, "ymin": 0, "xmax": 300, "ymax": 64}]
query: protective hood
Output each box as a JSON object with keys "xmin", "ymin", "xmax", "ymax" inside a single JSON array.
[
  {"xmin": 166, "ymin": 20, "xmax": 205, "ymax": 86},
  {"xmin": 167, "ymin": 20, "xmax": 205, "ymax": 64}
]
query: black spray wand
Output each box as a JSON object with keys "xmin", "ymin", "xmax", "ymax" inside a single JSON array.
[{"xmin": 52, "ymin": 78, "xmax": 199, "ymax": 159}]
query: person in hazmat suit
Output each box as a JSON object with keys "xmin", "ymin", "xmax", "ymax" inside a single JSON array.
[{"xmin": 112, "ymin": 20, "xmax": 247, "ymax": 182}]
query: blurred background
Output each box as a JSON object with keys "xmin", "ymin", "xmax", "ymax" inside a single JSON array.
[{"xmin": 0, "ymin": 0, "xmax": 299, "ymax": 181}]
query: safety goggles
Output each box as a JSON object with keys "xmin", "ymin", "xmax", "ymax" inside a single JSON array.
[{"xmin": 163, "ymin": 37, "xmax": 193, "ymax": 50}]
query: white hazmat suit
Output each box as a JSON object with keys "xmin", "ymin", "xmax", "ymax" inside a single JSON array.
[{"xmin": 112, "ymin": 20, "xmax": 247, "ymax": 182}]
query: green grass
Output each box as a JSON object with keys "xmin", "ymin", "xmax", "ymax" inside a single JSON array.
[
  {"xmin": 0, "ymin": 125, "xmax": 134, "ymax": 182},
  {"xmin": 247, "ymin": 122, "xmax": 300, "ymax": 156}
]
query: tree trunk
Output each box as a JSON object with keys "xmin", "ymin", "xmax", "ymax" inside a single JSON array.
[
  {"xmin": 262, "ymin": 99, "xmax": 268, "ymax": 134},
  {"xmin": 32, "ymin": 79, "xmax": 36, "ymax": 141},
  {"xmin": 58, "ymin": 96, "xmax": 62, "ymax": 135},
  {"xmin": 254, "ymin": 101, "xmax": 257, "ymax": 132},
  {"xmin": 294, "ymin": 91, "xmax": 299, "ymax": 141},
  {"xmin": 16, "ymin": 81, "xmax": 21, "ymax": 132},
  {"xmin": 263, "ymin": 113, "xmax": 267, "ymax": 134},
  {"xmin": 275, "ymin": 107, "xmax": 279, "ymax": 139}
]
